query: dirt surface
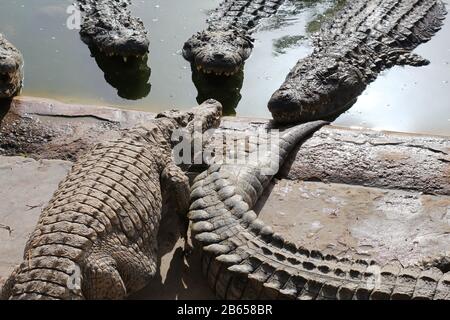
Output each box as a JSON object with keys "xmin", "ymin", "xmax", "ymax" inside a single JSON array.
[{"xmin": 257, "ymin": 180, "xmax": 450, "ymax": 270}]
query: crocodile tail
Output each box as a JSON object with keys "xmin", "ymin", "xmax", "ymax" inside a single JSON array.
[
  {"xmin": 189, "ymin": 121, "xmax": 450, "ymax": 299},
  {"xmin": 276, "ymin": 121, "xmax": 329, "ymax": 164},
  {"xmin": 4, "ymin": 254, "xmax": 84, "ymax": 300}
]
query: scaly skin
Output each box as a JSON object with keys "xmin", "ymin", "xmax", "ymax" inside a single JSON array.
[
  {"xmin": 0, "ymin": 33, "xmax": 23, "ymax": 98},
  {"xmin": 77, "ymin": 0, "xmax": 149, "ymax": 58},
  {"xmin": 189, "ymin": 121, "xmax": 450, "ymax": 300},
  {"xmin": 268, "ymin": 0, "xmax": 448, "ymax": 123},
  {"xmin": 183, "ymin": 0, "xmax": 286, "ymax": 76},
  {"xmin": 0, "ymin": 100, "xmax": 222, "ymax": 300}
]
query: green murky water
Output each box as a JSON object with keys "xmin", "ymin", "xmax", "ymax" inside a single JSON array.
[{"xmin": 0, "ymin": 0, "xmax": 449, "ymax": 135}]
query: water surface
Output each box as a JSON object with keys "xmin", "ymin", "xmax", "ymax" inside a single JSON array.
[{"xmin": 0, "ymin": 0, "xmax": 448, "ymax": 135}]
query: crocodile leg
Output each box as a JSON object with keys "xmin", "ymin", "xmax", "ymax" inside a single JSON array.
[{"xmin": 82, "ymin": 253, "xmax": 127, "ymax": 300}]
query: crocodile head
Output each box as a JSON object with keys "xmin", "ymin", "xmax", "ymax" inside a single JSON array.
[
  {"xmin": 80, "ymin": 2, "xmax": 149, "ymax": 58},
  {"xmin": 183, "ymin": 26, "xmax": 254, "ymax": 76},
  {"xmin": 0, "ymin": 35, "xmax": 23, "ymax": 98},
  {"xmin": 268, "ymin": 55, "xmax": 366, "ymax": 123}
]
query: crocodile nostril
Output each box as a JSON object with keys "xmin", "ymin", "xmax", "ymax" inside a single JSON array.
[{"xmin": 213, "ymin": 53, "xmax": 225, "ymax": 59}]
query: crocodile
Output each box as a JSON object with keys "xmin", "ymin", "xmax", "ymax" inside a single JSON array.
[
  {"xmin": 188, "ymin": 121, "xmax": 450, "ymax": 300},
  {"xmin": 0, "ymin": 33, "xmax": 23, "ymax": 99},
  {"xmin": 268, "ymin": 0, "xmax": 448, "ymax": 123},
  {"xmin": 0, "ymin": 100, "xmax": 222, "ymax": 300},
  {"xmin": 183, "ymin": 0, "xmax": 286, "ymax": 76},
  {"xmin": 76, "ymin": 0, "xmax": 149, "ymax": 59}
]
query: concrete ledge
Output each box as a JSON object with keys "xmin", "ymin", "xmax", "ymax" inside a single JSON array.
[{"xmin": 9, "ymin": 96, "xmax": 157, "ymax": 124}]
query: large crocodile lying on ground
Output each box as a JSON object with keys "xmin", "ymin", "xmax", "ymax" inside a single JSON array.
[
  {"xmin": 0, "ymin": 100, "xmax": 222, "ymax": 300},
  {"xmin": 183, "ymin": 0, "xmax": 286, "ymax": 76},
  {"xmin": 77, "ymin": 0, "xmax": 149, "ymax": 59},
  {"xmin": 268, "ymin": 0, "xmax": 448, "ymax": 123},
  {"xmin": 189, "ymin": 121, "xmax": 450, "ymax": 299},
  {"xmin": 0, "ymin": 33, "xmax": 23, "ymax": 99}
]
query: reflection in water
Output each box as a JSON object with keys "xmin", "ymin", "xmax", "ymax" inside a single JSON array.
[
  {"xmin": 89, "ymin": 47, "xmax": 151, "ymax": 100},
  {"xmin": 191, "ymin": 67, "xmax": 244, "ymax": 116}
]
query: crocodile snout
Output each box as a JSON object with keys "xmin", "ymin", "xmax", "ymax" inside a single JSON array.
[{"xmin": 268, "ymin": 90, "xmax": 304, "ymax": 124}]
